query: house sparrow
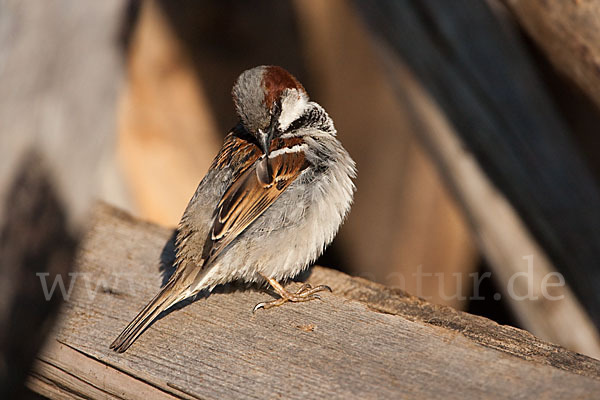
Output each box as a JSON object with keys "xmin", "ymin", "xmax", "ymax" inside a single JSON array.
[{"xmin": 110, "ymin": 65, "xmax": 356, "ymax": 353}]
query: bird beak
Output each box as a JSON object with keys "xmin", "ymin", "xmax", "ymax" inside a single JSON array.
[
  {"xmin": 256, "ymin": 125, "xmax": 275, "ymax": 185},
  {"xmin": 259, "ymin": 118, "xmax": 276, "ymax": 156}
]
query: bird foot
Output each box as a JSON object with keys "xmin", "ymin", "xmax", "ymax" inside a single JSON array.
[{"xmin": 253, "ymin": 280, "xmax": 332, "ymax": 312}]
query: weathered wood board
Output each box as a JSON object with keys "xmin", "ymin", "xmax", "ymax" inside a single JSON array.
[{"xmin": 28, "ymin": 204, "xmax": 600, "ymax": 399}]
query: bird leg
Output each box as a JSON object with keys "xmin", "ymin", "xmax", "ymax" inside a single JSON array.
[{"xmin": 253, "ymin": 275, "xmax": 332, "ymax": 312}]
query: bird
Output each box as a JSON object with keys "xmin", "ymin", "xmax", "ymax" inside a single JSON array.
[{"xmin": 110, "ymin": 65, "xmax": 356, "ymax": 353}]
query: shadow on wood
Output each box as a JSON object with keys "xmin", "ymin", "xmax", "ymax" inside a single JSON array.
[{"xmin": 0, "ymin": 152, "xmax": 77, "ymax": 398}]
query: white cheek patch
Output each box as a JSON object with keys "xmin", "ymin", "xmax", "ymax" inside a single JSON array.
[
  {"xmin": 278, "ymin": 89, "xmax": 308, "ymax": 131},
  {"xmin": 269, "ymin": 143, "xmax": 308, "ymax": 158}
]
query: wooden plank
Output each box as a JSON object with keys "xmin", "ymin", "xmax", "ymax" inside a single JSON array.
[
  {"xmin": 30, "ymin": 204, "xmax": 600, "ymax": 399},
  {"xmin": 28, "ymin": 342, "xmax": 187, "ymax": 400},
  {"xmin": 352, "ymin": 0, "xmax": 600, "ymax": 348},
  {"xmin": 374, "ymin": 50, "xmax": 600, "ymax": 358}
]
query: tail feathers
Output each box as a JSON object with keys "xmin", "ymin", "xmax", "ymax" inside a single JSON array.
[{"xmin": 110, "ymin": 279, "xmax": 188, "ymax": 353}]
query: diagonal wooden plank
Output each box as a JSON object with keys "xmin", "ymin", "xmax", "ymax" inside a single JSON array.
[
  {"xmin": 352, "ymin": 0, "xmax": 600, "ymax": 335},
  {"xmin": 31, "ymin": 204, "xmax": 600, "ymax": 399}
]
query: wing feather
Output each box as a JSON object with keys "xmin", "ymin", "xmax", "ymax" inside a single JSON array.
[{"xmin": 206, "ymin": 150, "xmax": 308, "ymax": 263}]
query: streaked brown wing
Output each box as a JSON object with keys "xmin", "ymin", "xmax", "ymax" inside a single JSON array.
[
  {"xmin": 211, "ymin": 128, "xmax": 262, "ymax": 175},
  {"xmin": 205, "ymin": 150, "xmax": 309, "ymax": 263}
]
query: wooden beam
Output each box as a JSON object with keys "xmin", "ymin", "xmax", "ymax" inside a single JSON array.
[
  {"xmin": 28, "ymin": 204, "xmax": 600, "ymax": 399},
  {"xmin": 379, "ymin": 53, "xmax": 600, "ymax": 357},
  {"xmin": 352, "ymin": 0, "xmax": 600, "ymax": 345}
]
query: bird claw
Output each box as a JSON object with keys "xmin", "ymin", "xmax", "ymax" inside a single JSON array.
[
  {"xmin": 253, "ymin": 302, "xmax": 266, "ymax": 313},
  {"xmin": 317, "ymin": 285, "xmax": 332, "ymax": 293},
  {"xmin": 252, "ymin": 281, "xmax": 332, "ymax": 312}
]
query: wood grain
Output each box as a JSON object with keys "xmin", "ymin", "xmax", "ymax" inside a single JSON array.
[{"xmin": 28, "ymin": 204, "xmax": 600, "ymax": 399}]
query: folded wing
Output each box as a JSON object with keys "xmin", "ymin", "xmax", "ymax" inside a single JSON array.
[{"xmin": 206, "ymin": 149, "xmax": 309, "ymax": 264}]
